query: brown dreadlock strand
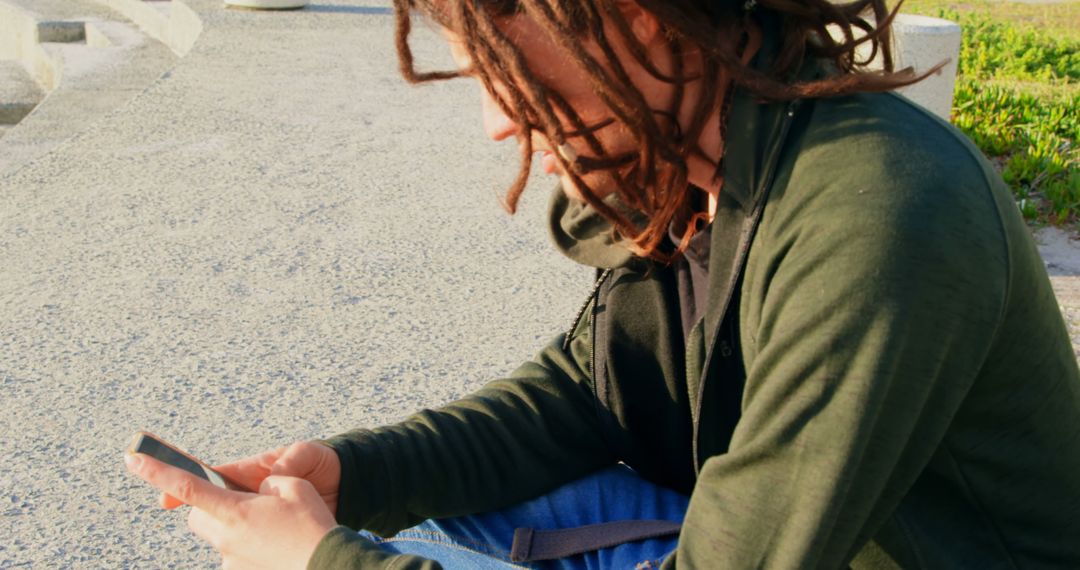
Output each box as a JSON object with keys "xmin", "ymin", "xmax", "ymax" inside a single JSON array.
[
  {"xmin": 394, "ymin": 0, "xmax": 944, "ymax": 262},
  {"xmin": 513, "ymin": 0, "xmax": 695, "ymax": 255},
  {"xmin": 393, "ymin": 1, "xmax": 462, "ymax": 83},
  {"xmin": 397, "ymin": 0, "xmax": 702, "ymax": 258},
  {"xmin": 467, "ymin": 0, "xmax": 662, "ymax": 247},
  {"xmin": 455, "ymin": 1, "xmax": 540, "ymax": 210}
]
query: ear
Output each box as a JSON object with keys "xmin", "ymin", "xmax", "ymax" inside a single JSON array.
[{"xmin": 614, "ymin": 0, "xmax": 662, "ymax": 46}]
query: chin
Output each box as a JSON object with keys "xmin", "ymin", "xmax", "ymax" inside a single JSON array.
[
  {"xmin": 558, "ymin": 176, "xmax": 588, "ymax": 203},
  {"xmin": 559, "ymin": 172, "xmax": 620, "ymax": 205}
]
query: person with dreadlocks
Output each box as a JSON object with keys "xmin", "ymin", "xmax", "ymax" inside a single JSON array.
[{"xmin": 127, "ymin": 0, "xmax": 1080, "ymax": 567}]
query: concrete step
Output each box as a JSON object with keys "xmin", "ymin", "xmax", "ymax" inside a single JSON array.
[
  {"xmin": 4, "ymin": 0, "xmax": 117, "ymax": 21},
  {"xmin": 143, "ymin": 0, "xmax": 173, "ymax": 18},
  {"xmin": 0, "ymin": 59, "xmax": 44, "ymax": 124},
  {"xmin": 0, "ymin": 0, "xmax": 176, "ymax": 175}
]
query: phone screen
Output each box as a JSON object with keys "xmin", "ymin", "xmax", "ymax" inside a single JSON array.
[{"xmin": 129, "ymin": 432, "xmax": 249, "ymax": 491}]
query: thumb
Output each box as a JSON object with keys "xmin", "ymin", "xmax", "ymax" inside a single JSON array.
[
  {"xmin": 269, "ymin": 441, "xmax": 320, "ymax": 478},
  {"xmin": 259, "ymin": 474, "xmax": 313, "ymax": 500}
]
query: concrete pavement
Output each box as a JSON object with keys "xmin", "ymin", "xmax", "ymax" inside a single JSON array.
[
  {"xmin": 1, "ymin": 1, "xmax": 588, "ymax": 567},
  {"xmin": 1036, "ymin": 227, "xmax": 1080, "ymax": 356}
]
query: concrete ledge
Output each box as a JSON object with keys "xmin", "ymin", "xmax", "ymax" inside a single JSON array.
[
  {"xmin": 0, "ymin": 1, "xmax": 61, "ymax": 90},
  {"xmin": 833, "ymin": 13, "xmax": 962, "ymax": 120},
  {"xmin": 0, "ymin": 1, "xmax": 33, "ymax": 59},
  {"xmin": 0, "ymin": 60, "xmax": 43, "ymax": 124},
  {"xmin": 85, "ymin": 21, "xmax": 116, "ymax": 48},
  {"xmin": 91, "ymin": 0, "xmax": 204, "ymax": 56},
  {"xmin": 0, "ymin": 0, "xmax": 176, "ymax": 174}
]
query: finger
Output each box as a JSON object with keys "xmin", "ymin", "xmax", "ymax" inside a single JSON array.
[
  {"xmin": 126, "ymin": 453, "xmax": 239, "ymax": 518},
  {"xmin": 269, "ymin": 441, "xmax": 324, "ymax": 478},
  {"xmin": 160, "ymin": 492, "xmax": 184, "ymax": 510},
  {"xmin": 188, "ymin": 506, "xmax": 230, "ymax": 550},
  {"xmin": 259, "ymin": 476, "xmax": 336, "ymax": 527},
  {"xmin": 260, "ymin": 474, "xmax": 298, "ymax": 498},
  {"xmin": 259, "ymin": 475, "xmax": 321, "ymax": 502},
  {"xmin": 213, "ymin": 446, "xmax": 286, "ymax": 490}
]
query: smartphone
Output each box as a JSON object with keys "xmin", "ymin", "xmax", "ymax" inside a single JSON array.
[{"xmin": 128, "ymin": 431, "xmax": 252, "ymax": 492}]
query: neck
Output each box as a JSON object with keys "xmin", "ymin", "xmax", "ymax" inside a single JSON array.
[{"xmin": 676, "ymin": 29, "xmax": 762, "ymax": 221}]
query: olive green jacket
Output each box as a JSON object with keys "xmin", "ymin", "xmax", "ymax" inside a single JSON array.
[{"xmin": 308, "ymin": 66, "xmax": 1080, "ymax": 570}]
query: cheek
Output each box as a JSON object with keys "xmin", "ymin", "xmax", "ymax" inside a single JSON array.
[
  {"xmin": 548, "ymin": 79, "xmax": 606, "ymax": 124},
  {"xmin": 513, "ymin": 38, "xmax": 603, "ymax": 118}
]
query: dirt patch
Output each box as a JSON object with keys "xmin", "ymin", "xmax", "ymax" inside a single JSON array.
[
  {"xmin": 1036, "ymin": 226, "xmax": 1080, "ymax": 277},
  {"xmin": 1036, "ymin": 227, "xmax": 1080, "ymax": 356}
]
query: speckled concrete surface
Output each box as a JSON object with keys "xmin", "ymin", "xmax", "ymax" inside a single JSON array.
[
  {"xmin": 1037, "ymin": 227, "xmax": 1080, "ymax": 356},
  {"xmin": 1051, "ymin": 278, "xmax": 1080, "ymax": 356},
  {"xmin": 0, "ymin": 1, "xmax": 588, "ymax": 567},
  {"xmin": 0, "ymin": 60, "xmax": 42, "ymax": 124}
]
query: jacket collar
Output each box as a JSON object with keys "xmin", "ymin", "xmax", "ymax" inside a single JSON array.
[{"xmin": 720, "ymin": 20, "xmax": 826, "ymax": 211}]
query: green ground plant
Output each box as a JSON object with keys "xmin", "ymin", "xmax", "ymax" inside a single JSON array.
[{"xmin": 902, "ymin": 1, "xmax": 1079, "ymax": 226}]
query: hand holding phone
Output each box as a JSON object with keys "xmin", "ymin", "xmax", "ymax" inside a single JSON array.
[
  {"xmin": 127, "ymin": 431, "xmax": 253, "ymax": 492},
  {"xmin": 124, "ymin": 433, "xmax": 337, "ymax": 569}
]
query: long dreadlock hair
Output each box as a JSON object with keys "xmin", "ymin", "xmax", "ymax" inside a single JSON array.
[{"xmin": 392, "ymin": 0, "xmax": 940, "ymax": 262}]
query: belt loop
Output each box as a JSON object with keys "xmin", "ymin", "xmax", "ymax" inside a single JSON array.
[{"xmin": 510, "ymin": 528, "xmax": 535, "ymax": 562}]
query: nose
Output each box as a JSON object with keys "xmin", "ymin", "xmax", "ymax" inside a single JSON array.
[{"xmin": 480, "ymin": 88, "xmax": 518, "ymax": 142}]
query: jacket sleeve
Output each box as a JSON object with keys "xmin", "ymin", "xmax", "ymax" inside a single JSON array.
[
  {"xmin": 664, "ymin": 168, "xmax": 1010, "ymax": 567},
  {"xmin": 308, "ymin": 303, "xmax": 614, "ymax": 569},
  {"xmin": 307, "ymin": 526, "xmax": 441, "ymax": 570}
]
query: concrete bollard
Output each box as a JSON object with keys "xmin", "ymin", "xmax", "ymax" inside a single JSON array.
[
  {"xmin": 836, "ymin": 13, "xmax": 963, "ymax": 120},
  {"xmin": 888, "ymin": 14, "xmax": 963, "ymax": 121}
]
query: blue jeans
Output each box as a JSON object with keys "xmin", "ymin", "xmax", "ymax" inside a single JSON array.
[{"xmin": 358, "ymin": 464, "xmax": 690, "ymax": 569}]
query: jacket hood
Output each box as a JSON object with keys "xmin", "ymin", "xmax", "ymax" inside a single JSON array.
[{"xmin": 547, "ymin": 186, "xmax": 642, "ymax": 269}]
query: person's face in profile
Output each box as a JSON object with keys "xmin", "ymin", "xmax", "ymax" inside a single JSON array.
[{"xmin": 442, "ymin": 5, "xmax": 682, "ymax": 203}]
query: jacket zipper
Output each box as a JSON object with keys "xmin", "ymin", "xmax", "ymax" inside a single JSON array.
[
  {"xmin": 691, "ymin": 99, "xmax": 802, "ymax": 474},
  {"xmin": 562, "ymin": 269, "xmax": 612, "ymax": 354},
  {"xmin": 588, "ymin": 270, "xmax": 611, "ymax": 379}
]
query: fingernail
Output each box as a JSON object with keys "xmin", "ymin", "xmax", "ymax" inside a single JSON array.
[{"xmin": 125, "ymin": 453, "xmax": 143, "ymax": 470}]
